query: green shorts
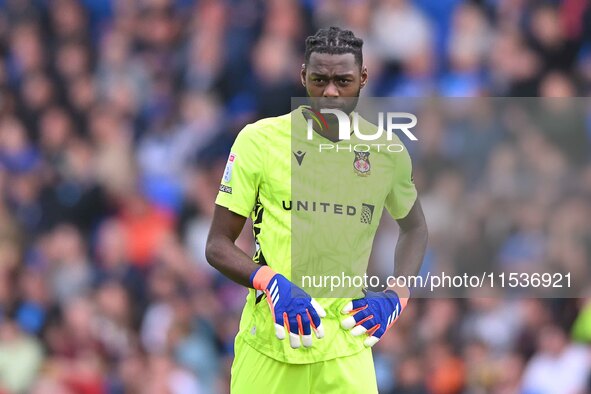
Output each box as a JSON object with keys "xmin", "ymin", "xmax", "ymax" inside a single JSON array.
[{"xmin": 230, "ymin": 335, "xmax": 378, "ymax": 394}]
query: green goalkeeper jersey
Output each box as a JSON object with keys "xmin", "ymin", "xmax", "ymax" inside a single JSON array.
[{"xmin": 215, "ymin": 106, "xmax": 417, "ymax": 364}]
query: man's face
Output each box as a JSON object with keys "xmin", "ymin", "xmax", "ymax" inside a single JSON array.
[{"xmin": 301, "ymin": 52, "xmax": 367, "ymax": 114}]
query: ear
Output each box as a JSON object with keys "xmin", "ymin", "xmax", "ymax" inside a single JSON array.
[
  {"xmin": 360, "ymin": 66, "xmax": 368, "ymax": 89},
  {"xmin": 300, "ymin": 63, "xmax": 307, "ymax": 87}
]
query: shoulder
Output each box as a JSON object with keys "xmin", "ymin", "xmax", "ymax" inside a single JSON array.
[
  {"xmin": 240, "ymin": 113, "xmax": 291, "ymax": 137},
  {"xmin": 231, "ymin": 113, "xmax": 292, "ymax": 159},
  {"xmin": 232, "ymin": 113, "xmax": 291, "ymax": 148},
  {"xmin": 252, "ymin": 113, "xmax": 292, "ymax": 129}
]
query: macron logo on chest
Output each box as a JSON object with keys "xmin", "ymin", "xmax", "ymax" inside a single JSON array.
[{"xmin": 293, "ymin": 150, "xmax": 306, "ymax": 166}]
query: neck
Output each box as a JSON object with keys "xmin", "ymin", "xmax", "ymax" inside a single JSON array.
[
  {"xmin": 317, "ymin": 119, "xmax": 343, "ymax": 142},
  {"xmin": 303, "ymin": 106, "xmax": 352, "ymax": 142}
]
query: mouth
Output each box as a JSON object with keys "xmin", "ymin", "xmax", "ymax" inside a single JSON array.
[{"xmin": 318, "ymin": 100, "xmax": 346, "ymax": 109}]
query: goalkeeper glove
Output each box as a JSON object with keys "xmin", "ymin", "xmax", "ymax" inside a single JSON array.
[
  {"xmin": 340, "ymin": 287, "xmax": 409, "ymax": 347},
  {"xmin": 250, "ymin": 265, "xmax": 326, "ymax": 349}
]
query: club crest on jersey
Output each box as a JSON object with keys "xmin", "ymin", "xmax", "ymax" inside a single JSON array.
[{"xmin": 353, "ymin": 150, "xmax": 371, "ymax": 176}]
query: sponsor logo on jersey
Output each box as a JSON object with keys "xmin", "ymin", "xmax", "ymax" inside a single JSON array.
[
  {"xmin": 282, "ymin": 200, "xmax": 375, "ymax": 224},
  {"xmin": 360, "ymin": 203, "xmax": 375, "ymax": 224}
]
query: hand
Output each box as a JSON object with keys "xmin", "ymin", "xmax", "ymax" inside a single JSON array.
[
  {"xmin": 251, "ymin": 266, "xmax": 326, "ymax": 348},
  {"xmin": 340, "ymin": 288, "xmax": 408, "ymax": 347}
]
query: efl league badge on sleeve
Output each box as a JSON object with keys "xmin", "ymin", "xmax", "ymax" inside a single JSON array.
[
  {"xmin": 223, "ymin": 153, "xmax": 236, "ymax": 182},
  {"xmin": 353, "ymin": 150, "xmax": 371, "ymax": 176}
]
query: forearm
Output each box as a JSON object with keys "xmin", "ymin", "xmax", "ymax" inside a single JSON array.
[
  {"xmin": 393, "ymin": 222, "xmax": 428, "ymax": 282},
  {"xmin": 394, "ymin": 225, "xmax": 428, "ymax": 276},
  {"xmin": 205, "ymin": 236, "xmax": 260, "ymax": 288}
]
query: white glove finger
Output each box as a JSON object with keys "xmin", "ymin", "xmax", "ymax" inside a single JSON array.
[
  {"xmin": 306, "ymin": 309, "xmax": 324, "ymax": 340},
  {"xmin": 341, "ymin": 315, "xmax": 356, "ymax": 330},
  {"xmin": 313, "ymin": 322, "xmax": 325, "ymax": 339},
  {"xmin": 364, "ymin": 336, "xmax": 380, "ymax": 347},
  {"xmin": 302, "ymin": 334, "xmax": 313, "ymax": 348},
  {"xmin": 274, "ymin": 323, "xmax": 286, "ymax": 340},
  {"xmin": 289, "ymin": 332, "xmax": 301, "ymax": 349},
  {"xmin": 351, "ymin": 325, "xmax": 368, "ymax": 337},
  {"xmin": 310, "ymin": 298, "xmax": 326, "ymax": 318},
  {"xmin": 341, "ymin": 301, "xmax": 353, "ymax": 314}
]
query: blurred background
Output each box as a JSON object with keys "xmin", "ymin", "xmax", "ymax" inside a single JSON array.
[{"xmin": 0, "ymin": 0, "xmax": 590, "ymax": 393}]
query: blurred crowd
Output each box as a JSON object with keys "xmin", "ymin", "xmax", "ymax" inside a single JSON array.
[{"xmin": 0, "ymin": 0, "xmax": 590, "ymax": 393}]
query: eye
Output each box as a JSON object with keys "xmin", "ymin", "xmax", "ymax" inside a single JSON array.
[{"xmin": 339, "ymin": 79, "xmax": 351, "ymax": 85}]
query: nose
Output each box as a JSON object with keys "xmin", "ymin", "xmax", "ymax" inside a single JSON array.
[{"xmin": 323, "ymin": 81, "xmax": 339, "ymax": 97}]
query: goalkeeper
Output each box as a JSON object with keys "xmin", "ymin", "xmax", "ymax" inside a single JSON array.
[{"xmin": 206, "ymin": 27, "xmax": 428, "ymax": 393}]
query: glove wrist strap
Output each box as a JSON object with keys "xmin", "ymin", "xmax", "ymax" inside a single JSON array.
[
  {"xmin": 251, "ymin": 265, "xmax": 276, "ymax": 290},
  {"xmin": 385, "ymin": 284, "xmax": 411, "ymax": 311}
]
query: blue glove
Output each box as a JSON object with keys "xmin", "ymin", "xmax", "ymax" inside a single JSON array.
[
  {"xmin": 340, "ymin": 288, "xmax": 408, "ymax": 347},
  {"xmin": 251, "ymin": 266, "xmax": 326, "ymax": 349}
]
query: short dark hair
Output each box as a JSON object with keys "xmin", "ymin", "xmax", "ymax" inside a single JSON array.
[{"xmin": 304, "ymin": 27, "xmax": 363, "ymax": 66}]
